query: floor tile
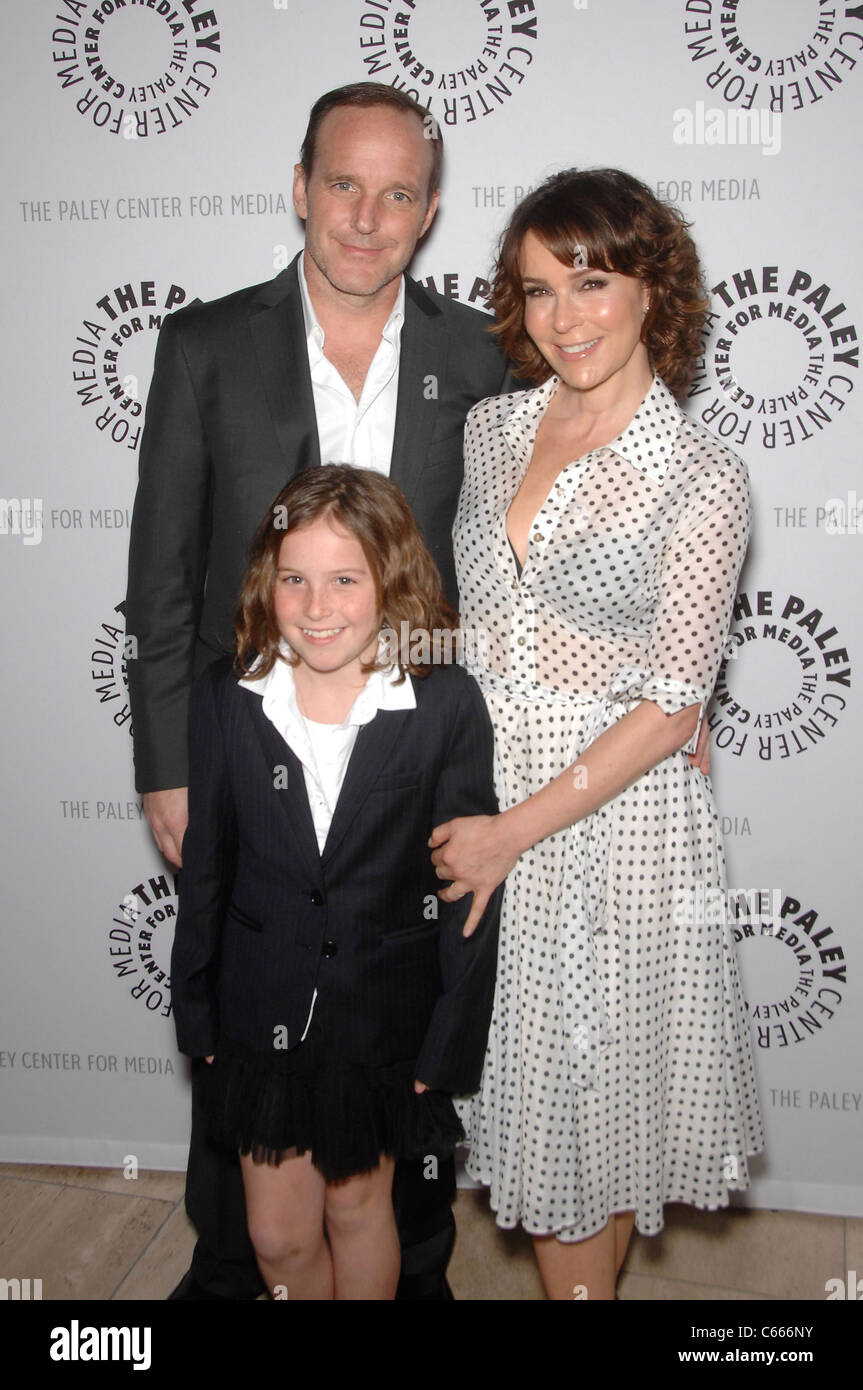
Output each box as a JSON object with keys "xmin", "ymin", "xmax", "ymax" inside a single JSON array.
[
  {"xmin": 0, "ymin": 1176, "xmax": 175, "ymax": 1300},
  {"xmin": 113, "ymin": 1204, "xmax": 197, "ymax": 1301},
  {"xmin": 451, "ymin": 1190, "xmax": 544, "ymax": 1300},
  {"xmin": 618, "ymin": 1271, "xmax": 773, "ymax": 1301},
  {"xmin": 0, "ymin": 1163, "xmax": 184, "ymax": 1201},
  {"xmin": 626, "ymin": 1205, "xmax": 843, "ymax": 1300}
]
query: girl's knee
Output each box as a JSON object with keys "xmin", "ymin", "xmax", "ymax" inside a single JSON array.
[
  {"xmin": 248, "ymin": 1215, "xmax": 321, "ymax": 1269},
  {"xmin": 324, "ymin": 1163, "xmax": 394, "ymax": 1233}
]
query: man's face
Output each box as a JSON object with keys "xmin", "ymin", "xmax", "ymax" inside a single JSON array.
[{"xmin": 293, "ymin": 104, "xmax": 439, "ymax": 306}]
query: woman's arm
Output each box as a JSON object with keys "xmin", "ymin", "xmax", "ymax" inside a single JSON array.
[{"xmin": 430, "ymin": 696, "xmax": 698, "ymax": 935}]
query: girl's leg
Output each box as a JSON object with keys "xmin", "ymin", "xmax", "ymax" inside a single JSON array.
[
  {"xmin": 531, "ymin": 1208, "xmax": 636, "ymax": 1302},
  {"xmin": 324, "ymin": 1155, "xmax": 400, "ymax": 1300},
  {"xmin": 240, "ymin": 1149, "xmax": 333, "ymax": 1300}
]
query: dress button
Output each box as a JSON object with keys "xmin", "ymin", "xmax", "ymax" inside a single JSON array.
[
  {"xmin": 321, "ymin": 940, "xmax": 338, "ymax": 958},
  {"xmin": 308, "ymin": 889, "xmax": 324, "ymax": 906},
  {"xmin": 534, "ymin": 531, "xmax": 544, "ymax": 542},
  {"xmin": 517, "ymin": 635, "xmax": 526, "ymax": 647}
]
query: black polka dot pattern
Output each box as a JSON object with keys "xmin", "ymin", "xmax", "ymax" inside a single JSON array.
[{"xmin": 453, "ymin": 375, "xmax": 765, "ymax": 1241}]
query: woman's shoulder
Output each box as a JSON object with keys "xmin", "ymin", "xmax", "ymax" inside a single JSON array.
[
  {"xmin": 465, "ymin": 383, "xmax": 540, "ymax": 432},
  {"xmin": 675, "ymin": 411, "xmax": 751, "ymax": 494}
]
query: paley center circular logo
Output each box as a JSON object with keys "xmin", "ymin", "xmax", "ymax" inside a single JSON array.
[
  {"xmin": 71, "ymin": 278, "xmax": 189, "ymax": 453},
  {"xmin": 415, "ymin": 266, "xmax": 493, "ymax": 310},
  {"xmin": 687, "ymin": 264, "xmax": 858, "ymax": 450},
  {"xmin": 51, "ymin": 0, "xmax": 221, "ymax": 138},
  {"xmin": 680, "ymin": 1, "xmax": 863, "ymax": 112},
  {"xmin": 730, "ymin": 889, "xmax": 847, "ymax": 1050},
  {"xmin": 109, "ymin": 873, "xmax": 178, "ymax": 1017},
  {"xmin": 357, "ymin": 0, "xmax": 540, "ymax": 126},
  {"xmin": 90, "ymin": 600, "xmax": 132, "ymax": 734},
  {"xmin": 710, "ymin": 587, "xmax": 851, "ymax": 762}
]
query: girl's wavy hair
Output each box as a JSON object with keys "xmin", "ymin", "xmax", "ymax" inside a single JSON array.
[
  {"xmin": 491, "ymin": 168, "xmax": 708, "ymax": 398},
  {"xmin": 234, "ymin": 464, "xmax": 457, "ymax": 683}
]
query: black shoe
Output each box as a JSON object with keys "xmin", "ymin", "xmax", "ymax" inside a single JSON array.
[{"xmin": 168, "ymin": 1268, "xmax": 238, "ymax": 1300}]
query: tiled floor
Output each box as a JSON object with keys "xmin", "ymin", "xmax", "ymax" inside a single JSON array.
[{"xmin": 0, "ymin": 1162, "xmax": 856, "ymax": 1300}]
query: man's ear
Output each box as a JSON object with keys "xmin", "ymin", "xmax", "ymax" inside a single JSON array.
[
  {"xmin": 420, "ymin": 187, "xmax": 441, "ymax": 239},
  {"xmin": 293, "ymin": 163, "xmax": 308, "ymax": 220}
]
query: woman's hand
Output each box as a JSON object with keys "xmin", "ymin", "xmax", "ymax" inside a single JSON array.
[
  {"xmin": 429, "ymin": 813, "xmax": 520, "ymax": 937},
  {"xmin": 414, "ymin": 1080, "xmax": 429, "ymax": 1094},
  {"xmin": 688, "ymin": 716, "xmax": 711, "ymax": 775}
]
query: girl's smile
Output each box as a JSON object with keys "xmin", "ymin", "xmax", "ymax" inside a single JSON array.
[{"xmin": 274, "ymin": 516, "xmax": 380, "ymax": 681}]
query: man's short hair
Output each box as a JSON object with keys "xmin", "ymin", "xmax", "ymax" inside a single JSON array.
[{"xmin": 299, "ymin": 81, "xmax": 443, "ymax": 201}]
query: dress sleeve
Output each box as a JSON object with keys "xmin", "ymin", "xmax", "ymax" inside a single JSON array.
[{"xmin": 625, "ymin": 452, "xmax": 752, "ymax": 737}]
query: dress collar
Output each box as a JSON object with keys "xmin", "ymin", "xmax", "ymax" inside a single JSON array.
[{"xmin": 502, "ymin": 374, "xmax": 682, "ymax": 482}]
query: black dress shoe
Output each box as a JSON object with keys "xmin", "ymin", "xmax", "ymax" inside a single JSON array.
[{"xmin": 168, "ymin": 1268, "xmax": 238, "ymax": 1300}]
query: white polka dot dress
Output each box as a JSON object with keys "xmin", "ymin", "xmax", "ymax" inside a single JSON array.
[{"xmin": 454, "ymin": 375, "xmax": 764, "ymax": 1241}]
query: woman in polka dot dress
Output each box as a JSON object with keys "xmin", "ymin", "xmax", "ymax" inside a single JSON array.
[{"xmin": 430, "ymin": 169, "xmax": 764, "ymax": 1300}]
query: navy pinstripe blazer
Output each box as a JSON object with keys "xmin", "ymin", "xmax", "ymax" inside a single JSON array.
[{"xmin": 170, "ymin": 656, "xmax": 502, "ymax": 1095}]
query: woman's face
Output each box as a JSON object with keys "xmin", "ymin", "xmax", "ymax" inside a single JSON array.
[{"xmin": 519, "ymin": 229, "xmax": 651, "ymax": 401}]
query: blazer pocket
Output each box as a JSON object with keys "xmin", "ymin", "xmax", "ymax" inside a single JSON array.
[
  {"xmin": 425, "ymin": 434, "xmax": 464, "ymax": 469},
  {"xmin": 381, "ymin": 921, "xmax": 439, "ymax": 947},
  {"xmin": 368, "ymin": 772, "xmax": 422, "ymax": 793},
  {"xmin": 226, "ymin": 902, "xmax": 263, "ymax": 933}
]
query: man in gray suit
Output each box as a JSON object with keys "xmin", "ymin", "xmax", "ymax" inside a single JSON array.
[{"xmin": 126, "ymin": 81, "xmax": 511, "ymax": 1300}]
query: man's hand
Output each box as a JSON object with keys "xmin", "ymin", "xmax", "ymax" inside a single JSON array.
[
  {"xmin": 688, "ymin": 718, "xmax": 711, "ymax": 776},
  {"xmin": 143, "ymin": 787, "xmax": 189, "ymax": 868},
  {"xmin": 429, "ymin": 813, "xmax": 519, "ymax": 938}
]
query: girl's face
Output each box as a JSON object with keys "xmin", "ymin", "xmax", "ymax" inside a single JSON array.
[
  {"xmin": 274, "ymin": 515, "xmax": 381, "ymax": 679},
  {"xmin": 519, "ymin": 229, "xmax": 651, "ymax": 401}
]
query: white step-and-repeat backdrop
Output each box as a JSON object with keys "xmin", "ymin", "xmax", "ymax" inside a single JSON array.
[{"xmin": 1, "ymin": 0, "xmax": 860, "ymax": 1214}]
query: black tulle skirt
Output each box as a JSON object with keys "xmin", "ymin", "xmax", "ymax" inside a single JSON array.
[{"xmin": 204, "ymin": 1012, "xmax": 464, "ymax": 1183}]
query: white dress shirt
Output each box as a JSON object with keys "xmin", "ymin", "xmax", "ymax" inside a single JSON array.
[
  {"xmin": 238, "ymin": 646, "xmax": 416, "ymax": 854},
  {"xmin": 298, "ymin": 256, "xmax": 404, "ymax": 475}
]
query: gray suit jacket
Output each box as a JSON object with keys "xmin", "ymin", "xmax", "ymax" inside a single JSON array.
[{"xmin": 125, "ymin": 254, "xmax": 511, "ymax": 791}]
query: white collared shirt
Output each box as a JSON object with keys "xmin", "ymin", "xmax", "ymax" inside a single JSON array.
[
  {"xmin": 239, "ymin": 647, "xmax": 416, "ymax": 853},
  {"xmin": 298, "ymin": 256, "xmax": 404, "ymax": 475}
]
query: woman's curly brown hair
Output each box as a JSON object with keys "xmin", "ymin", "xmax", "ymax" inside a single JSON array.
[
  {"xmin": 492, "ymin": 168, "xmax": 707, "ymax": 398},
  {"xmin": 234, "ymin": 464, "xmax": 457, "ymax": 683}
]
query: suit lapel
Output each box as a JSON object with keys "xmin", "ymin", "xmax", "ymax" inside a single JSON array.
[
  {"xmin": 243, "ymin": 688, "xmax": 322, "ymax": 872},
  {"xmin": 249, "ymin": 256, "xmax": 321, "ymax": 477},
  {"xmin": 321, "ymin": 708, "xmax": 413, "ymax": 868},
  {"xmin": 389, "ymin": 278, "xmax": 448, "ymax": 512}
]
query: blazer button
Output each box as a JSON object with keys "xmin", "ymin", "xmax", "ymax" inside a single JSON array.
[
  {"xmin": 321, "ymin": 940, "xmax": 338, "ymax": 958},
  {"xmin": 308, "ymin": 890, "xmax": 324, "ymax": 906}
]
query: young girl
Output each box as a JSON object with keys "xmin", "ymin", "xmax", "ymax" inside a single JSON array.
[{"xmin": 170, "ymin": 464, "xmax": 501, "ymax": 1301}]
